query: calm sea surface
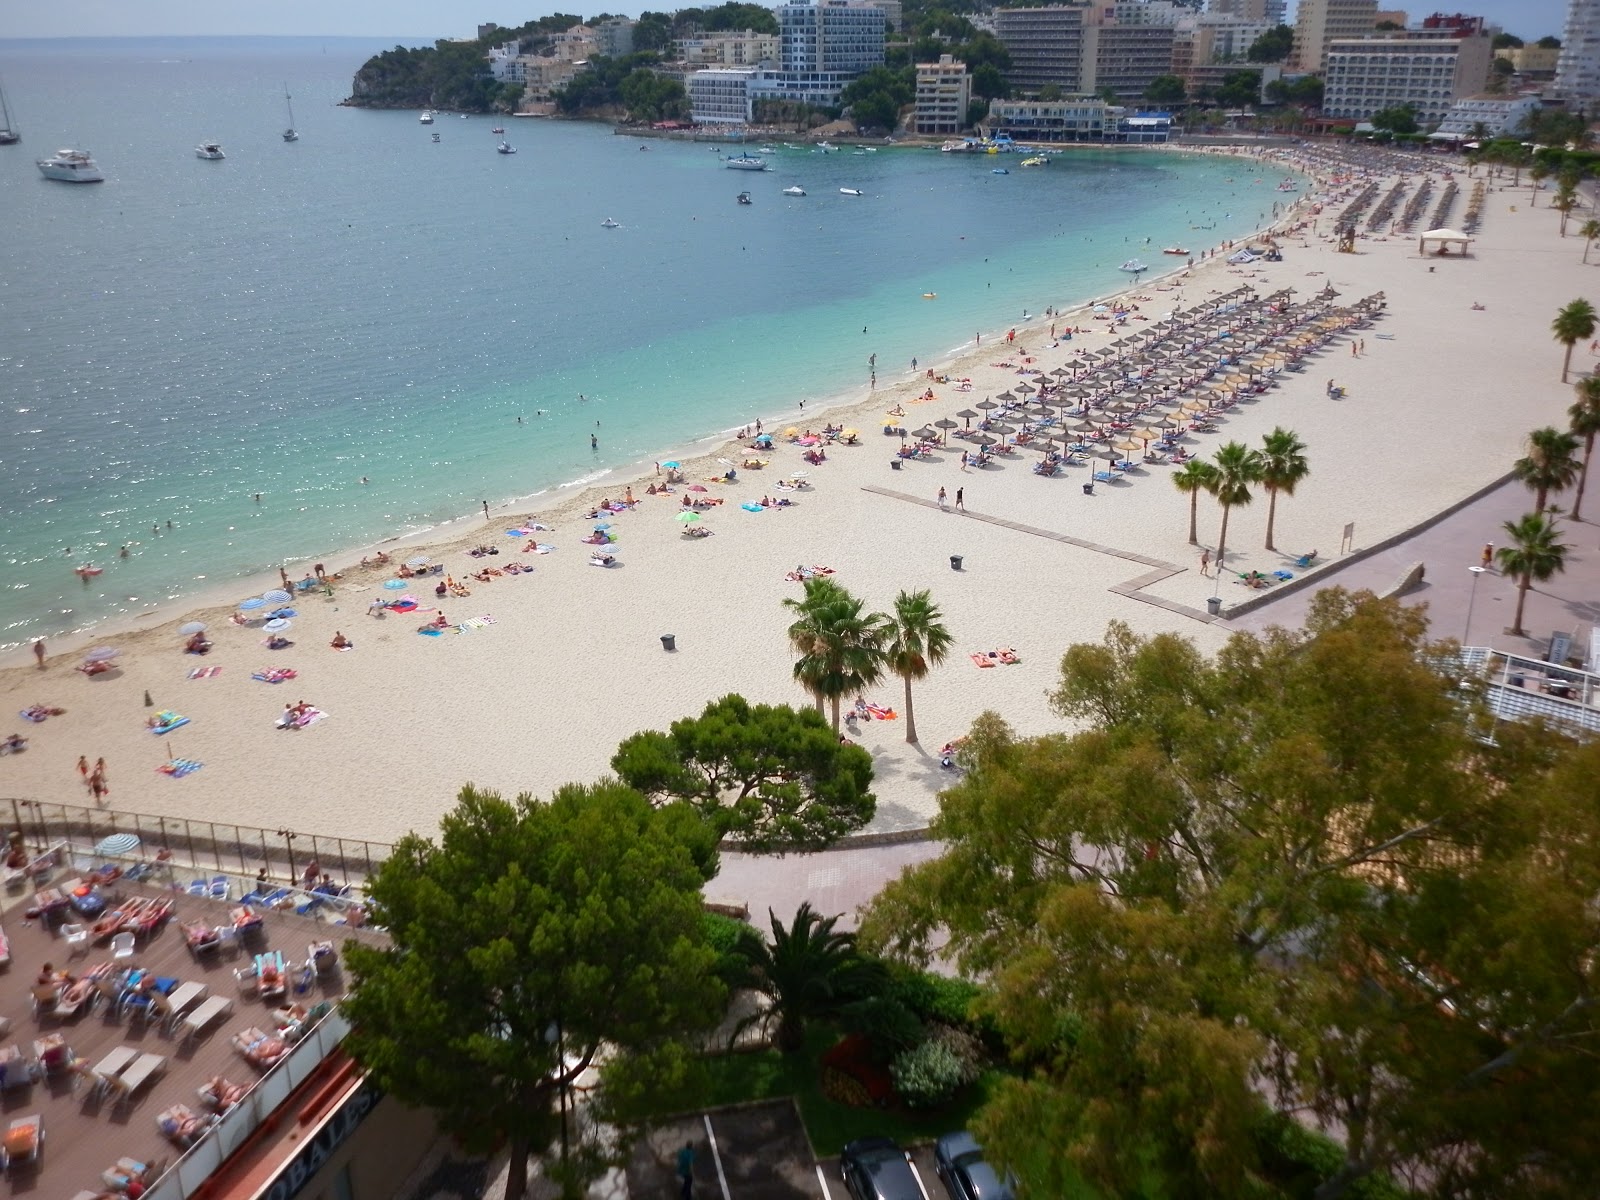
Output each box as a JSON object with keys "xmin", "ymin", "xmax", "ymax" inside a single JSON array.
[{"xmin": 0, "ymin": 36, "xmax": 1281, "ymax": 649}]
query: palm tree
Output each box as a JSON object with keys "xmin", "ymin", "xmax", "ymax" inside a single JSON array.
[
  {"xmin": 1553, "ymin": 183, "xmax": 1579, "ymax": 237},
  {"xmin": 728, "ymin": 903, "xmax": 882, "ymax": 1053},
  {"xmin": 1258, "ymin": 427, "xmax": 1310, "ymax": 552},
  {"xmin": 881, "ymin": 589, "xmax": 953, "ymax": 745},
  {"xmin": 783, "ymin": 581, "xmax": 884, "ymax": 732},
  {"xmin": 1210, "ymin": 441, "xmax": 1262, "ymax": 574},
  {"xmin": 1495, "ymin": 513, "xmax": 1570, "ymax": 637},
  {"xmin": 1172, "ymin": 459, "xmax": 1220, "ymax": 545},
  {"xmin": 1581, "ymin": 219, "xmax": 1600, "ymax": 264},
  {"xmin": 1529, "ymin": 160, "xmax": 1550, "ymax": 205},
  {"xmin": 1512, "ymin": 427, "xmax": 1582, "ymax": 513},
  {"xmin": 1569, "ymin": 376, "xmax": 1600, "ymax": 521},
  {"xmin": 1552, "ymin": 298, "xmax": 1598, "ymax": 381}
]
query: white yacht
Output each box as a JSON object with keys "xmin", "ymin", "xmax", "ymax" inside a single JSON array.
[
  {"xmin": 839, "ymin": 187, "xmax": 863, "ymax": 196},
  {"xmin": 37, "ymin": 147, "xmax": 103, "ymax": 182},
  {"xmin": 497, "ymin": 141, "xmax": 516, "ymax": 154},
  {"xmin": 601, "ymin": 217, "xmax": 620, "ymax": 228},
  {"xmin": 420, "ymin": 110, "xmax": 434, "ymax": 124},
  {"xmin": 725, "ymin": 153, "xmax": 767, "ymax": 171},
  {"xmin": 782, "ymin": 185, "xmax": 806, "ymax": 196},
  {"xmin": 195, "ymin": 142, "xmax": 226, "ymax": 160}
]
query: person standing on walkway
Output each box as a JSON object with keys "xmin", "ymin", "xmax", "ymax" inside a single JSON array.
[
  {"xmin": 1200, "ymin": 549, "xmax": 1211, "ymax": 577},
  {"xmin": 77, "ymin": 755, "xmax": 89, "ymax": 781},
  {"xmin": 1481, "ymin": 542, "xmax": 1494, "ymax": 571},
  {"xmin": 937, "ymin": 486, "xmax": 948, "ymax": 511},
  {"xmin": 955, "ymin": 487, "xmax": 965, "ymax": 511},
  {"xmin": 676, "ymin": 1142, "xmax": 696, "ymax": 1200}
]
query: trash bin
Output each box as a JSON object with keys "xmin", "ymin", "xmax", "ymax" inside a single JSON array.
[
  {"xmin": 1206, "ymin": 596, "xmax": 1221, "ymax": 616},
  {"xmin": 1082, "ymin": 482, "xmax": 1094, "ymax": 495},
  {"xmin": 890, "ymin": 459, "xmax": 902, "ymax": 470},
  {"xmin": 660, "ymin": 634, "xmax": 676, "ymax": 652},
  {"xmin": 949, "ymin": 555, "xmax": 963, "ymax": 571}
]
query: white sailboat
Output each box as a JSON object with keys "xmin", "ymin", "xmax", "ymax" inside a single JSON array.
[
  {"xmin": 282, "ymin": 84, "xmax": 298, "ymax": 142},
  {"xmin": 0, "ymin": 80, "xmax": 19, "ymax": 145}
]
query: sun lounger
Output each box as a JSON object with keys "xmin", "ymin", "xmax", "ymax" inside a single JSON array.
[
  {"xmin": 181, "ymin": 995, "xmax": 233, "ymax": 1044},
  {"xmin": 233, "ymin": 1026, "xmax": 290, "ymax": 1071},
  {"xmin": 110, "ymin": 1052, "xmax": 166, "ymax": 1106},
  {"xmin": 1, "ymin": 1115, "xmax": 42, "ymax": 1169},
  {"xmin": 199, "ymin": 1075, "xmax": 249, "ymax": 1113},
  {"xmin": 158, "ymin": 1102, "xmax": 215, "ymax": 1147}
]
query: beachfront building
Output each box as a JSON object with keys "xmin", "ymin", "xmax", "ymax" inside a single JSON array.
[
  {"xmin": 1499, "ymin": 42, "xmax": 1561, "ymax": 81},
  {"xmin": 1432, "ymin": 93, "xmax": 1541, "ymax": 139},
  {"xmin": 1555, "ymin": 0, "xmax": 1600, "ymax": 104},
  {"xmin": 688, "ymin": 67, "xmax": 760, "ymax": 123},
  {"xmin": 866, "ymin": 0, "xmax": 904, "ymax": 33},
  {"xmin": 552, "ymin": 25, "xmax": 600, "ymax": 62},
  {"xmin": 1321, "ymin": 27, "xmax": 1495, "ymax": 127},
  {"xmin": 595, "ymin": 17, "xmax": 637, "ymax": 57},
  {"xmin": 1207, "ymin": 0, "xmax": 1288, "ymax": 23},
  {"xmin": 986, "ymin": 96, "xmax": 1109, "ymax": 139},
  {"xmin": 1292, "ymin": 0, "xmax": 1380, "ymax": 72},
  {"xmin": 914, "ymin": 54, "xmax": 972, "ymax": 133},
  {"xmin": 1085, "ymin": 20, "xmax": 1179, "ymax": 100},
  {"xmin": 1184, "ymin": 60, "xmax": 1284, "ymax": 100},
  {"xmin": 678, "ymin": 31, "xmax": 781, "ymax": 66},
  {"xmin": 1172, "ymin": 11, "xmax": 1278, "ymax": 79},
  {"xmin": 993, "ymin": 6, "xmax": 1092, "ymax": 94},
  {"xmin": 748, "ymin": 0, "xmax": 886, "ymax": 107}
]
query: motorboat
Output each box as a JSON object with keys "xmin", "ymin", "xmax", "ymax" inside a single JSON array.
[
  {"xmin": 922, "ymin": 292, "xmax": 937, "ymax": 299},
  {"xmin": 839, "ymin": 187, "xmax": 863, "ymax": 196},
  {"xmin": 991, "ymin": 168, "xmax": 1009, "ymax": 175},
  {"xmin": 757, "ymin": 146, "xmax": 778, "ymax": 154},
  {"xmin": 195, "ymin": 142, "xmax": 225, "ymax": 160},
  {"xmin": 419, "ymin": 110, "xmax": 434, "ymax": 124},
  {"xmin": 0, "ymin": 79, "xmax": 21, "ymax": 145},
  {"xmin": 431, "ymin": 132, "xmax": 441, "ymax": 143},
  {"xmin": 37, "ymin": 147, "xmax": 103, "ymax": 182},
  {"xmin": 497, "ymin": 141, "xmax": 516, "ymax": 154},
  {"xmin": 491, "ymin": 126, "xmax": 505, "ymax": 133},
  {"xmin": 1120, "ymin": 259, "xmax": 1148, "ymax": 273},
  {"xmin": 1162, "ymin": 246, "xmax": 1189, "ymax": 255},
  {"xmin": 725, "ymin": 153, "xmax": 767, "ymax": 171},
  {"xmin": 282, "ymin": 84, "xmax": 298, "ymax": 142},
  {"xmin": 1020, "ymin": 156, "xmax": 1047, "ymax": 167},
  {"xmin": 736, "ymin": 191, "xmax": 752, "ymax": 205},
  {"xmin": 601, "ymin": 217, "xmax": 620, "ymax": 228},
  {"xmin": 816, "ymin": 141, "xmax": 835, "ymax": 151},
  {"xmin": 782, "ymin": 185, "xmax": 806, "ymax": 196}
]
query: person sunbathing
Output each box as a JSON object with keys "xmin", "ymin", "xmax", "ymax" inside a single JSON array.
[
  {"xmin": 204, "ymin": 1076, "xmax": 248, "ymax": 1110},
  {"xmin": 330, "ymin": 631, "xmax": 352, "ymax": 649},
  {"xmin": 265, "ymin": 635, "xmax": 291, "ymax": 650},
  {"xmin": 3, "ymin": 734, "xmax": 27, "ymax": 754}
]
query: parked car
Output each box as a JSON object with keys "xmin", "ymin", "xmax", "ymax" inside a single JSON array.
[
  {"xmin": 841, "ymin": 1137, "xmax": 922, "ymax": 1200},
  {"xmin": 934, "ymin": 1131, "xmax": 1015, "ymax": 1200}
]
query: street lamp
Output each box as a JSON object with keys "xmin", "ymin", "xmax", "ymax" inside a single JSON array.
[{"xmin": 1463, "ymin": 565, "xmax": 1487, "ymax": 645}]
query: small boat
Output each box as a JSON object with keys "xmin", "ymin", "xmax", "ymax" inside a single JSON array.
[
  {"xmin": 757, "ymin": 146, "xmax": 778, "ymax": 154},
  {"xmin": 922, "ymin": 292, "xmax": 937, "ymax": 299},
  {"xmin": 782, "ymin": 185, "xmax": 806, "ymax": 196},
  {"xmin": 601, "ymin": 217, "xmax": 620, "ymax": 228},
  {"xmin": 282, "ymin": 84, "xmax": 298, "ymax": 142},
  {"xmin": 726, "ymin": 153, "xmax": 767, "ymax": 171},
  {"xmin": 817, "ymin": 141, "xmax": 835, "ymax": 150},
  {"xmin": 1020, "ymin": 156, "xmax": 1047, "ymax": 167},
  {"xmin": 1162, "ymin": 247, "xmax": 1189, "ymax": 255},
  {"xmin": 1120, "ymin": 259, "xmax": 1148, "ymax": 273},
  {"xmin": 839, "ymin": 187, "xmax": 863, "ymax": 196},
  {"xmin": 736, "ymin": 191, "xmax": 752, "ymax": 205},
  {"xmin": 992, "ymin": 168, "xmax": 1009, "ymax": 175},
  {"xmin": 497, "ymin": 142, "xmax": 516, "ymax": 154},
  {"xmin": 431, "ymin": 132, "xmax": 441, "ymax": 143},
  {"xmin": 1, "ymin": 79, "xmax": 22, "ymax": 145},
  {"xmin": 37, "ymin": 147, "xmax": 103, "ymax": 182},
  {"xmin": 420, "ymin": 110, "xmax": 434, "ymax": 124},
  {"xmin": 491, "ymin": 126, "xmax": 505, "ymax": 133},
  {"xmin": 195, "ymin": 142, "xmax": 225, "ymax": 160}
]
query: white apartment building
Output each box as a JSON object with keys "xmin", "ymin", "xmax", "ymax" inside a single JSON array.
[
  {"xmin": 677, "ymin": 31, "xmax": 780, "ymax": 66},
  {"xmin": 756, "ymin": 0, "xmax": 886, "ymax": 107},
  {"xmin": 1292, "ymin": 0, "xmax": 1379, "ymax": 72},
  {"xmin": 986, "ymin": 97, "xmax": 1110, "ymax": 139},
  {"xmin": 1555, "ymin": 0, "xmax": 1600, "ymax": 103},
  {"xmin": 1207, "ymin": 0, "xmax": 1288, "ymax": 23},
  {"xmin": 1322, "ymin": 31, "xmax": 1494, "ymax": 126},
  {"xmin": 688, "ymin": 67, "xmax": 759, "ymax": 122},
  {"xmin": 867, "ymin": 0, "xmax": 903, "ymax": 33},
  {"xmin": 914, "ymin": 54, "xmax": 972, "ymax": 133},
  {"xmin": 993, "ymin": 6, "xmax": 1091, "ymax": 93},
  {"xmin": 1432, "ymin": 93, "xmax": 1541, "ymax": 138},
  {"xmin": 1111, "ymin": 1, "xmax": 1188, "ymax": 25},
  {"xmin": 595, "ymin": 18, "xmax": 636, "ymax": 57},
  {"xmin": 551, "ymin": 26, "xmax": 599, "ymax": 62}
]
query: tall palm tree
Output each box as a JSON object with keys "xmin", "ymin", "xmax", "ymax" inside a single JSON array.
[
  {"xmin": 881, "ymin": 589, "xmax": 953, "ymax": 745},
  {"xmin": 1528, "ymin": 160, "xmax": 1550, "ymax": 205},
  {"xmin": 783, "ymin": 576, "xmax": 845, "ymax": 716},
  {"xmin": 1172, "ymin": 459, "xmax": 1220, "ymax": 545},
  {"xmin": 1569, "ymin": 376, "xmax": 1600, "ymax": 521},
  {"xmin": 727, "ymin": 903, "xmax": 882, "ymax": 1053},
  {"xmin": 1512, "ymin": 427, "xmax": 1582, "ymax": 513},
  {"xmin": 1495, "ymin": 513, "xmax": 1570, "ymax": 638},
  {"xmin": 1580, "ymin": 218, "xmax": 1600, "ymax": 264},
  {"xmin": 1553, "ymin": 183, "xmax": 1579, "ymax": 237},
  {"xmin": 784, "ymin": 580, "xmax": 885, "ymax": 732},
  {"xmin": 1257, "ymin": 427, "xmax": 1310, "ymax": 552},
  {"xmin": 1552, "ymin": 298, "xmax": 1598, "ymax": 382},
  {"xmin": 1210, "ymin": 441, "xmax": 1263, "ymax": 575}
]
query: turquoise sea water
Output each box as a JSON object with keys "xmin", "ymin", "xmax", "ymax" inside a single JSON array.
[{"xmin": 0, "ymin": 37, "xmax": 1280, "ymax": 650}]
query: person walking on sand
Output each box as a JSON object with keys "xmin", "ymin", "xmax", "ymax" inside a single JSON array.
[
  {"xmin": 33, "ymin": 639, "xmax": 46, "ymax": 670},
  {"xmin": 77, "ymin": 755, "xmax": 89, "ymax": 780},
  {"xmin": 1481, "ymin": 542, "xmax": 1494, "ymax": 571},
  {"xmin": 1200, "ymin": 549, "xmax": 1211, "ymax": 577},
  {"xmin": 937, "ymin": 486, "xmax": 948, "ymax": 511},
  {"xmin": 955, "ymin": 487, "xmax": 964, "ymax": 511}
]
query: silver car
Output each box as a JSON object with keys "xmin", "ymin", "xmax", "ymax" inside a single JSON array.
[{"xmin": 934, "ymin": 1131, "xmax": 1015, "ymax": 1200}]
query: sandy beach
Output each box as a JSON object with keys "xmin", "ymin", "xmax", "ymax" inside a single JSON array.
[{"xmin": 2, "ymin": 143, "xmax": 1586, "ymax": 849}]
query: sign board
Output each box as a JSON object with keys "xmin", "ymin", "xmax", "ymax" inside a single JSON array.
[
  {"xmin": 1546, "ymin": 630, "xmax": 1573, "ymax": 667},
  {"xmin": 261, "ymin": 1082, "xmax": 383, "ymax": 1200}
]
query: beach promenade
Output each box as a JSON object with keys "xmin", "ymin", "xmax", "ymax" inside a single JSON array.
[{"xmin": 1, "ymin": 144, "xmax": 1591, "ymax": 852}]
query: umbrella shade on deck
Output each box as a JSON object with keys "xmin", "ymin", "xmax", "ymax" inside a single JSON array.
[{"xmin": 975, "ymin": 398, "xmax": 998, "ymax": 411}]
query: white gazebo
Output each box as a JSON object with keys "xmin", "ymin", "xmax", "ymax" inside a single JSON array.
[{"xmin": 1419, "ymin": 228, "xmax": 1473, "ymax": 256}]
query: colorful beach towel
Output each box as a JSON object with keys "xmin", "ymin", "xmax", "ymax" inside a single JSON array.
[
  {"xmin": 187, "ymin": 666, "xmax": 222, "ymax": 680},
  {"xmin": 252, "ymin": 667, "xmax": 298, "ymax": 684},
  {"xmin": 157, "ymin": 759, "xmax": 204, "ymax": 779},
  {"xmin": 456, "ymin": 615, "xmax": 496, "ymax": 633},
  {"xmin": 149, "ymin": 711, "xmax": 191, "ymax": 734}
]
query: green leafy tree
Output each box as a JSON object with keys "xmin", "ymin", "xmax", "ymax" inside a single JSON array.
[
  {"xmin": 343, "ymin": 783, "xmax": 724, "ymax": 1200},
  {"xmin": 1538, "ymin": 34, "xmax": 1562, "ymax": 49},
  {"xmin": 1492, "ymin": 32, "xmax": 1524, "ymax": 49},
  {"xmin": 1210, "ymin": 440, "xmax": 1263, "ymax": 572},
  {"xmin": 1579, "ymin": 217, "xmax": 1600, "ymax": 263},
  {"xmin": 610, "ymin": 694, "xmax": 875, "ymax": 851},
  {"xmin": 1258, "ymin": 426, "xmax": 1309, "ymax": 551},
  {"xmin": 727, "ymin": 902, "xmax": 884, "ymax": 1052},
  {"xmin": 632, "ymin": 11, "xmax": 674, "ymax": 51},
  {"xmin": 1568, "ymin": 375, "xmax": 1600, "ymax": 520},
  {"xmin": 1246, "ymin": 24, "xmax": 1293, "ymax": 63},
  {"xmin": 782, "ymin": 578, "xmax": 886, "ymax": 732},
  {"xmin": 1172, "ymin": 459, "xmax": 1220, "ymax": 545},
  {"xmin": 1214, "ymin": 70, "xmax": 1263, "ymax": 109},
  {"xmin": 965, "ymin": 97, "xmax": 990, "ymax": 128},
  {"xmin": 700, "ymin": 2, "xmax": 779, "ymax": 34},
  {"xmin": 1552, "ymin": 298, "xmax": 1597, "ymax": 381},
  {"xmin": 618, "ymin": 68, "xmax": 687, "ymax": 122},
  {"xmin": 860, "ymin": 594, "xmax": 1600, "ymax": 1200},
  {"xmin": 971, "ymin": 62, "xmax": 1008, "ymax": 101},
  {"xmin": 1513, "ymin": 426, "xmax": 1582, "ymax": 513},
  {"xmin": 1370, "ymin": 104, "xmax": 1419, "ymax": 135},
  {"xmin": 1496, "ymin": 512, "xmax": 1570, "ymax": 635},
  {"xmin": 881, "ymin": 588, "xmax": 955, "ymax": 745},
  {"xmin": 1144, "ymin": 74, "xmax": 1187, "ymax": 105}
]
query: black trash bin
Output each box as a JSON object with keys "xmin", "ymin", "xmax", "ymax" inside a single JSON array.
[
  {"xmin": 1206, "ymin": 596, "xmax": 1221, "ymax": 616},
  {"xmin": 950, "ymin": 555, "xmax": 963, "ymax": 571},
  {"xmin": 890, "ymin": 459, "xmax": 902, "ymax": 470},
  {"xmin": 660, "ymin": 634, "xmax": 676, "ymax": 652},
  {"xmin": 1082, "ymin": 482, "xmax": 1094, "ymax": 495}
]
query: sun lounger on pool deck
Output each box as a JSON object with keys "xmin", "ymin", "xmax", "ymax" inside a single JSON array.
[{"xmin": 233, "ymin": 1026, "xmax": 290, "ymax": 1071}]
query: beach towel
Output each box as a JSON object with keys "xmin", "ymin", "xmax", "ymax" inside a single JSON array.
[
  {"xmin": 865, "ymin": 705, "xmax": 897, "ymax": 720},
  {"xmin": 252, "ymin": 668, "xmax": 297, "ymax": 684},
  {"xmin": 456, "ymin": 616, "xmax": 497, "ymax": 632},
  {"xmin": 157, "ymin": 759, "xmax": 203, "ymax": 779},
  {"xmin": 188, "ymin": 666, "xmax": 222, "ymax": 680},
  {"xmin": 741, "ymin": 502, "xmax": 765, "ymax": 512},
  {"xmin": 150, "ymin": 712, "xmax": 191, "ymax": 734},
  {"xmin": 418, "ymin": 627, "xmax": 444, "ymax": 637}
]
